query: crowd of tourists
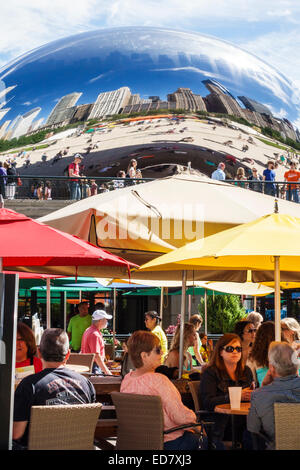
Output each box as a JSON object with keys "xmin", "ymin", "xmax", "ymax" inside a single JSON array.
[
  {"xmin": 67, "ymin": 155, "xmax": 144, "ymax": 201},
  {"xmin": 211, "ymin": 160, "xmax": 300, "ymax": 203},
  {"xmin": 12, "ymin": 302, "xmax": 300, "ymax": 451}
]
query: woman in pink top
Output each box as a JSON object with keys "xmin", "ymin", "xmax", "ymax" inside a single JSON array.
[{"xmin": 121, "ymin": 330, "xmax": 200, "ymax": 450}]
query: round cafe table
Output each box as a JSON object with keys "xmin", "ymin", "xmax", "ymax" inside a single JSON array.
[
  {"xmin": 214, "ymin": 403, "xmax": 251, "ymax": 449},
  {"xmin": 214, "ymin": 403, "xmax": 250, "ymax": 415}
]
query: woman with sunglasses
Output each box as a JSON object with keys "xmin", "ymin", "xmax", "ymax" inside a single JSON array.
[
  {"xmin": 199, "ymin": 333, "xmax": 253, "ymax": 444},
  {"xmin": 15, "ymin": 322, "xmax": 43, "ymax": 373},
  {"xmin": 234, "ymin": 320, "xmax": 257, "ymax": 363},
  {"xmin": 281, "ymin": 317, "xmax": 300, "ymax": 344},
  {"xmin": 121, "ymin": 330, "xmax": 199, "ymax": 450}
]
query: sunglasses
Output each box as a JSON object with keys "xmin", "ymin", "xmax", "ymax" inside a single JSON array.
[
  {"xmin": 223, "ymin": 346, "xmax": 242, "ymax": 353},
  {"xmin": 246, "ymin": 329, "xmax": 257, "ymax": 333}
]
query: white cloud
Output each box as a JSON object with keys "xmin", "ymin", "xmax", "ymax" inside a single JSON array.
[
  {"xmin": 1, "ymin": 0, "xmax": 300, "ymax": 72},
  {"xmin": 0, "ymin": 0, "xmax": 299, "ymax": 103},
  {"xmin": 240, "ymin": 29, "xmax": 300, "ymax": 92}
]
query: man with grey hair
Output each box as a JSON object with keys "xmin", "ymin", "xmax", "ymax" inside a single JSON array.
[
  {"xmin": 13, "ymin": 328, "xmax": 96, "ymax": 448},
  {"xmin": 247, "ymin": 341, "xmax": 300, "ymax": 449},
  {"xmin": 211, "ymin": 162, "xmax": 226, "ymax": 181}
]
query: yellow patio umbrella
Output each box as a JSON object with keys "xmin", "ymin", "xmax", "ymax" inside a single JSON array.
[{"xmin": 139, "ymin": 211, "xmax": 300, "ymax": 341}]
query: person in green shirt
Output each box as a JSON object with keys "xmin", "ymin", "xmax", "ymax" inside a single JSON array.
[{"xmin": 67, "ymin": 301, "xmax": 91, "ymax": 352}]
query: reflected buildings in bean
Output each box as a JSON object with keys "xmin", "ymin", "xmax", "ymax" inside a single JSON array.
[{"xmin": 0, "ymin": 26, "xmax": 299, "ymax": 176}]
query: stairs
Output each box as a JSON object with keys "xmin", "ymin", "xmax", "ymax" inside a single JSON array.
[{"xmin": 3, "ymin": 199, "xmax": 74, "ymax": 219}]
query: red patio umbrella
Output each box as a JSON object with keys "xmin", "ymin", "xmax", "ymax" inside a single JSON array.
[
  {"xmin": 0, "ymin": 208, "xmax": 137, "ymax": 450},
  {"xmin": 0, "ymin": 208, "xmax": 136, "ymax": 277}
]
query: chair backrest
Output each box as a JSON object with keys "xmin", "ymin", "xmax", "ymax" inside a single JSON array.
[
  {"xmin": 28, "ymin": 403, "xmax": 102, "ymax": 450},
  {"xmin": 274, "ymin": 403, "xmax": 300, "ymax": 450},
  {"xmin": 188, "ymin": 381, "xmax": 201, "ymax": 412},
  {"xmin": 105, "ymin": 344, "xmax": 114, "ymax": 359},
  {"xmin": 67, "ymin": 353, "xmax": 95, "ymax": 372},
  {"xmin": 111, "ymin": 392, "xmax": 164, "ymax": 450}
]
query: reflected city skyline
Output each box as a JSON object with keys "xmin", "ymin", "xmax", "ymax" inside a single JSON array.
[{"xmin": 0, "ymin": 26, "xmax": 299, "ymax": 142}]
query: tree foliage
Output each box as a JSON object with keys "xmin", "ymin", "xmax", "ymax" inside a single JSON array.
[{"xmin": 198, "ymin": 294, "xmax": 246, "ymax": 333}]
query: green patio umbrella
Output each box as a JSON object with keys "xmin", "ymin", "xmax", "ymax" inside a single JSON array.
[{"xmin": 123, "ymin": 288, "xmax": 180, "ymax": 296}]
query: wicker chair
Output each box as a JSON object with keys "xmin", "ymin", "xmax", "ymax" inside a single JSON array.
[
  {"xmin": 27, "ymin": 403, "xmax": 102, "ymax": 450},
  {"xmin": 274, "ymin": 403, "xmax": 300, "ymax": 450},
  {"xmin": 67, "ymin": 353, "xmax": 95, "ymax": 373},
  {"xmin": 111, "ymin": 392, "xmax": 208, "ymax": 450}
]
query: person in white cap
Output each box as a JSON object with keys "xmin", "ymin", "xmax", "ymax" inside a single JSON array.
[{"xmin": 80, "ymin": 310, "xmax": 113, "ymax": 375}]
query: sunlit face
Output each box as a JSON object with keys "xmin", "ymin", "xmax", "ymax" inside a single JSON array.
[
  {"xmin": 242, "ymin": 323, "xmax": 256, "ymax": 344},
  {"xmin": 16, "ymin": 335, "xmax": 28, "ymax": 363},
  {"xmin": 201, "ymin": 335, "xmax": 207, "ymax": 345},
  {"xmin": 281, "ymin": 324, "xmax": 295, "ymax": 343},
  {"xmin": 78, "ymin": 303, "xmax": 89, "ymax": 316},
  {"xmin": 142, "ymin": 344, "xmax": 163, "ymax": 370},
  {"xmin": 220, "ymin": 339, "xmax": 242, "ymax": 366},
  {"xmin": 145, "ymin": 315, "xmax": 156, "ymax": 331}
]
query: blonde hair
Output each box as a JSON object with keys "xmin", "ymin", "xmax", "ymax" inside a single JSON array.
[
  {"xmin": 169, "ymin": 323, "xmax": 195, "ymax": 355},
  {"xmin": 236, "ymin": 167, "xmax": 245, "ymax": 179}
]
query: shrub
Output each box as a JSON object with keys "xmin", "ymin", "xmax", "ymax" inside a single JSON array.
[{"xmin": 198, "ymin": 294, "xmax": 246, "ymax": 333}]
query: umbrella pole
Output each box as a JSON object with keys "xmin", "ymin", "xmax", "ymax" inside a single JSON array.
[
  {"xmin": 113, "ymin": 288, "xmax": 117, "ymax": 360},
  {"xmin": 274, "ymin": 256, "xmax": 281, "ymax": 341},
  {"xmin": 46, "ymin": 278, "xmax": 51, "ymax": 329},
  {"xmin": 63, "ymin": 291, "xmax": 67, "ymax": 332},
  {"xmin": 179, "ymin": 270, "xmax": 187, "ymax": 378},
  {"xmin": 254, "ymin": 296, "xmax": 257, "ymax": 311},
  {"xmin": 188, "ymin": 294, "xmax": 192, "ymax": 320},
  {"xmin": 204, "ymin": 289, "xmax": 208, "ymax": 335},
  {"xmin": 160, "ymin": 287, "xmax": 164, "ymax": 324}
]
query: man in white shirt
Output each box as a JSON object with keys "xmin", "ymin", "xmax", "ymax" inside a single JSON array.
[{"xmin": 211, "ymin": 162, "xmax": 226, "ymax": 181}]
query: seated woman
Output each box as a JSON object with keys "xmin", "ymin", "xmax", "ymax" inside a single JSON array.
[
  {"xmin": 247, "ymin": 321, "xmax": 275, "ymax": 387},
  {"xmin": 199, "ymin": 333, "xmax": 213, "ymax": 363},
  {"xmin": 246, "ymin": 311, "xmax": 264, "ymax": 331},
  {"xmin": 187, "ymin": 315, "xmax": 205, "ymax": 367},
  {"xmin": 16, "ymin": 322, "xmax": 43, "ymax": 373},
  {"xmin": 120, "ymin": 338, "xmax": 135, "ymax": 378},
  {"xmin": 199, "ymin": 333, "xmax": 253, "ymax": 444},
  {"xmin": 121, "ymin": 330, "xmax": 200, "ymax": 450},
  {"xmin": 281, "ymin": 317, "xmax": 300, "ymax": 345},
  {"xmin": 234, "ymin": 320, "xmax": 256, "ymax": 363},
  {"xmin": 164, "ymin": 323, "xmax": 198, "ymax": 374}
]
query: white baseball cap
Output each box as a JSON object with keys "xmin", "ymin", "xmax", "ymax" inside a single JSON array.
[{"xmin": 92, "ymin": 310, "xmax": 112, "ymax": 321}]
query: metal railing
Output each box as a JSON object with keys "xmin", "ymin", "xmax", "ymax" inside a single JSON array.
[
  {"xmin": 0, "ymin": 175, "xmax": 154, "ymax": 200},
  {"xmin": 0, "ymin": 175, "xmax": 300, "ymax": 203},
  {"xmin": 226, "ymin": 179, "xmax": 300, "ymax": 202}
]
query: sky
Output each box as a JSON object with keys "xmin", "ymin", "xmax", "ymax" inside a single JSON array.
[{"xmin": 1, "ymin": 1, "xmax": 299, "ymax": 104}]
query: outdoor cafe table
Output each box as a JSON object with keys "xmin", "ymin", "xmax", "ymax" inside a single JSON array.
[
  {"xmin": 89, "ymin": 375, "xmax": 122, "ymax": 398},
  {"xmin": 64, "ymin": 364, "xmax": 90, "ymax": 374},
  {"xmin": 214, "ymin": 403, "xmax": 251, "ymax": 449}
]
